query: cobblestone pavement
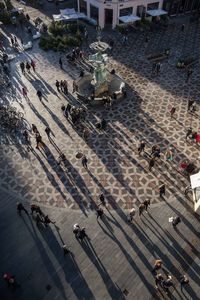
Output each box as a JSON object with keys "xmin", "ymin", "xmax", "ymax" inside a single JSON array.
[{"xmin": 1, "ymin": 9, "xmax": 200, "ymax": 211}]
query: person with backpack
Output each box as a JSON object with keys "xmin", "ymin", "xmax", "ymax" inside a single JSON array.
[
  {"xmin": 138, "ymin": 141, "xmax": 145, "ymax": 155},
  {"xmin": 159, "ymin": 183, "xmax": 165, "ymax": 198},
  {"xmin": 172, "ymin": 216, "xmax": 181, "ymax": 228},
  {"xmin": 96, "ymin": 207, "xmax": 104, "ymax": 220}
]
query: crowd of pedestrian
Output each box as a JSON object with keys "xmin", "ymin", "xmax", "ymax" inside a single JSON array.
[
  {"xmin": 56, "ymin": 79, "xmax": 68, "ymax": 94},
  {"xmin": 2, "ymin": 22, "xmax": 196, "ymax": 296},
  {"xmin": 61, "ymin": 104, "xmax": 87, "ymax": 125},
  {"xmin": 20, "ymin": 59, "xmax": 36, "ymax": 75}
]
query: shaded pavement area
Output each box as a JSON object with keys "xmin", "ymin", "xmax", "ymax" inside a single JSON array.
[{"xmin": 0, "ymin": 187, "xmax": 199, "ymax": 299}]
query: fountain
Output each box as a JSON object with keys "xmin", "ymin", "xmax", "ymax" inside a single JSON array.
[{"xmin": 76, "ymin": 30, "xmax": 126, "ymax": 105}]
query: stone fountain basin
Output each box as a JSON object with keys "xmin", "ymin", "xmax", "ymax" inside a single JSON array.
[{"xmin": 76, "ymin": 73, "xmax": 125, "ymax": 98}]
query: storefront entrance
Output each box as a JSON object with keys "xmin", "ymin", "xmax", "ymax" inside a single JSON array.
[{"xmin": 105, "ymin": 9, "xmax": 113, "ymax": 26}]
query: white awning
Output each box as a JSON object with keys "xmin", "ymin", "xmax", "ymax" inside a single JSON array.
[
  {"xmin": 60, "ymin": 8, "xmax": 76, "ymax": 16},
  {"xmin": 190, "ymin": 172, "xmax": 200, "ymax": 189},
  {"xmin": 53, "ymin": 12, "xmax": 87, "ymax": 21},
  {"xmin": 119, "ymin": 15, "xmax": 141, "ymax": 24},
  {"xmin": 53, "ymin": 14, "xmax": 64, "ymax": 21},
  {"xmin": 146, "ymin": 9, "xmax": 167, "ymax": 17}
]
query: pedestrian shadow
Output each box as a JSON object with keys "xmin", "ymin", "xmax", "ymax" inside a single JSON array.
[
  {"xmin": 97, "ymin": 221, "xmax": 160, "ymax": 299},
  {"xmin": 98, "ymin": 214, "xmax": 114, "ymax": 234},
  {"xmin": 79, "ymin": 236, "xmax": 126, "ymax": 300},
  {"xmin": 143, "ymin": 214, "xmax": 200, "ymax": 285},
  {"xmin": 39, "ymin": 224, "xmax": 95, "ymax": 300},
  {"xmin": 33, "ymin": 147, "xmax": 94, "ymax": 216},
  {"xmin": 42, "ymin": 101, "xmax": 72, "ymax": 138},
  {"xmin": 30, "ymin": 147, "xmax": 68, "ymax": 202},
  {"xmin": 25, "ymin": 98, "xmax": 49, "ymax": 127},
  {"xmin": 35, "ymin": 72, "xmax": 62, "ymax": 98},
  {"xmin": 20, "ymin": 215, "xmax": 68, "ymax": 300},
  {"xmin": 181, "ymin": 284, "xmax": 199, "ymax": 300}
]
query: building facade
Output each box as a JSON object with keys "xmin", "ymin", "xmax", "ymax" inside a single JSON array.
[
  {"xmin": 78, "ymin": 0, "xmax": 164, "ymax": 29},
  {"xmin": 163, "ymin": 0, "xmax": 200, "ymax": 16}
]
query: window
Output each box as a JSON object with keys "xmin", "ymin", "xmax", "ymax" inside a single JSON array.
[
  {"xmin": 79, "ymin": 0, "xmax": 87, "ymax": 15},
  {"xmin": 147, "ymin": 2, "xmax": 159, "ymax": 10},
  {"xmin": 119, "ymin": 7, "xmax": 133, "ymax": 17},
  {"xmin": 90, "ymin": 4, "xmax": 99, "ymax": 20}
]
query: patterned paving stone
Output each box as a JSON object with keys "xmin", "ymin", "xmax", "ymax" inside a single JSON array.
[{"xmin": 0, "ymin": 15, "xmax": 200, "ymax": 210}]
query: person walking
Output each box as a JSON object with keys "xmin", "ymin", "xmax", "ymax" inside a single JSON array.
[
  {"xmin": 152, "ymin": 259, "xmax": 163, "ymax": 273},
  {"xmin": 59, "ymin": 57, "xmax": 63, "ymax": 69},
  {"xmin": 159, "ymin": 183, "xmax": 165, "ymax": 198},
  {"xmin": 172, "ymin": 216, "xmax": 181, "ymax": 228},
  {"xmin": 165, "ymin": 147, "xmax": 173, "ymax": 161},
  {"xmin": 187, "ymin": 99, "xmax": 194, "ymax": 111},
  {"xmin": 99, "ymin": 194, "xmax": 105, "ymax": 206},
  {"xmin": 32, "ymin": 124, "xmax": 38, "ymax": 134},
  {"xmin": 63, "ymin": 80, "xmax": 68, "ymax": 95},
  {"xmin": 138, "ymin": 140, "xmax": 145, "ymax": 155},
  {"xmin": 35, "ymin": 132, "xmax": 45, "ymax": 149},
  {"xmin": 73, "ymin": 80, "xmax": 77, "ymax": 93},
  {"xmin": 127, "ymin": 208, "xmax": 136, "ymax": 222},
  {"xmin": 143, "ymin": 199, "xmax": 150, "ymax": 212},
  {"xmin": 155, "ymin": 273, "xmax": 164, "ymax": 289},
  {"xmin": 170, "ymin": 106, "xmax": 176, "ymax": 118},
  {"xmin": 3, "ymin": 273, "xmax": 20, "ymax": 289},
  {"xmin": 151, "ymin": 145, "xmax": 157, "ymax": 156},
  {"xmin": 55, "ymin": 80, "xmax": 60, "ymax": 92},
  {"xmin": 22, "ymin": 86, "xmax": 28, "ymax": 98},
  {"xmin": 60, "ymin": 80, "xmax": 64, "ymax": 92},
  {"xmin": 36, "ymin": 90, "xmax": 42, "ymax": 101},
  {"xmin": 45, "ymin": 126, "xmax": 51, "ymax": 138},
  {"xmin": 185, "ymin": 127, "xmax": 192, "ymax": 140},
  {"xmin": 161, "ymin": 274, "xmax": 173, "ymax": 294},
  {"xmin": 26, "ymin": 61, "xmax": 31, "ymax": 73},
  {"xmin": 180, "ymin": 275, "xmax": 189, "ymax": 291},
  {"xmin": 31, "ymin": 204, "xmax": 44, "ymax": 216},
  {"xmin": 30, "ymin": 59, "xmax": 36, "ymax": 72},
  {"xmin": 149, "ymin": 158, "xmax": 155, "ymax": 171},
  {"xmin": 20, "ymin": 62, "xmax": 25, "ymax": 75},
  {"xmin": 139, "ymin": 203, "xmax": 145, "ymax": 217},
  {"xmin": 82, "ymin": 155, "xmax": 88, "ymax": 168},
  {"xmin": 16, "ymin": 202, "xmax": 29, "ymax": 216},
  {"xmin": 181, "ymin": 23, "xmax": 185, "ymax": 31},
  {"xmin": 96, "ymin": 207, "xmax": 104, "ymax": 219}
]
